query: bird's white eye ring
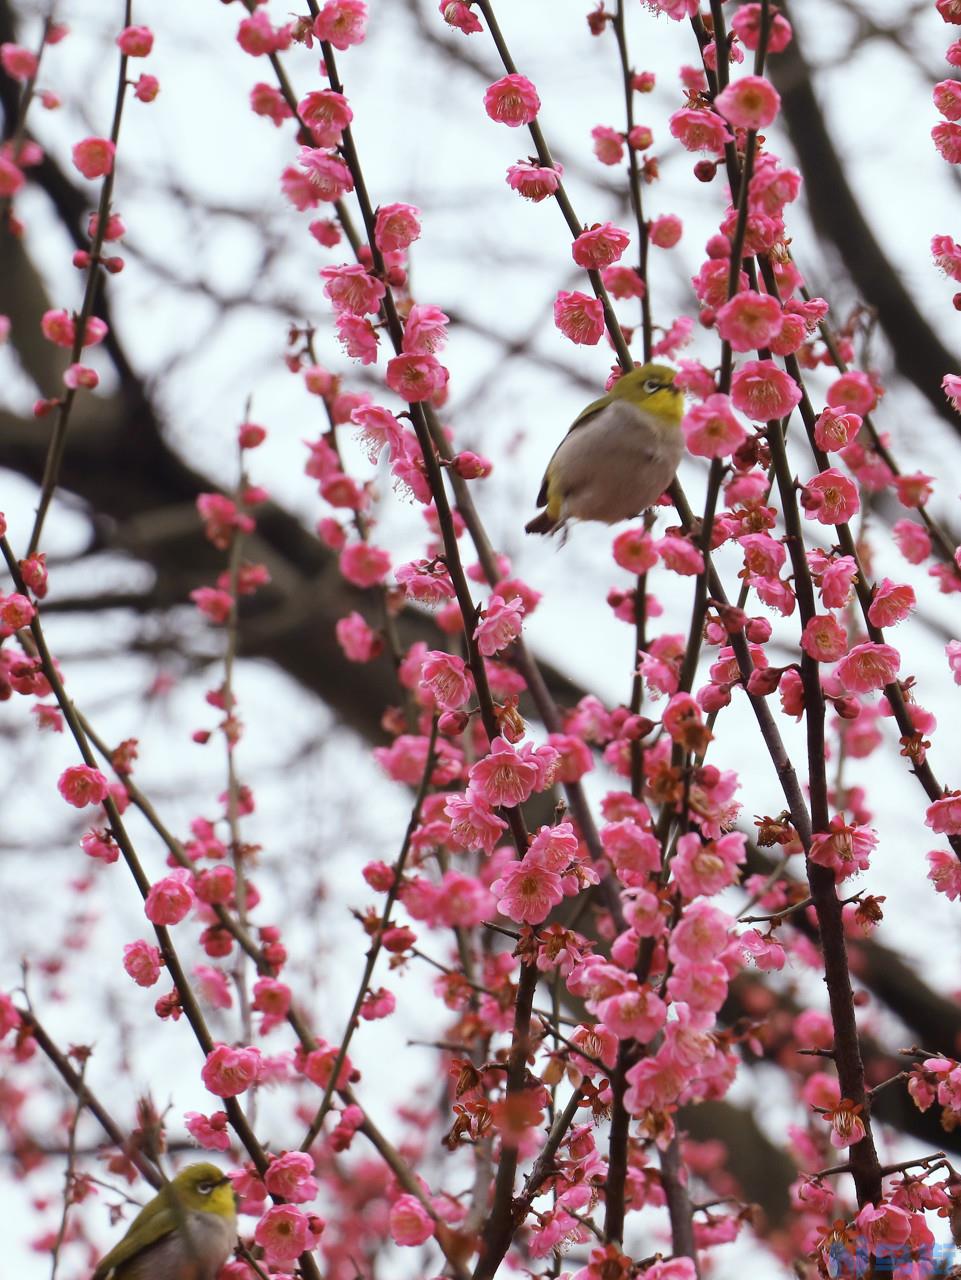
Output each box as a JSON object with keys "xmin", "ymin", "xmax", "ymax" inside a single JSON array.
[
  {"xmin": 197, "ymin": 1181, "xmax": 214, "ymax": 1195},
  {"xmin": 643, "ymin": 378, "xmax": 661, "ymax": 393}
]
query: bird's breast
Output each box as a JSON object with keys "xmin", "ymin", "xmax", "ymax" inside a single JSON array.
[{"xmin": 117, "ymin": 1212, "xmax": 237, "ymax": 1280}]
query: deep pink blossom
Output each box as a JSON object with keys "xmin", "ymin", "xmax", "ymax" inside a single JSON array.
[
  {"xmin": 484, "ymin": 74, "xmax": 540, "ymax": 126},
  {"xmin": 116, "ymin": 25, "xmax": 153, "ymax": 56},
  {"xmin": 202, "ymin": 1043, "xmax": 261, "ymax": 1097},
  {"xmin": 572, "ymin": 222, "xmax": 630, "ymax": 269},
  {"xmin": 801, "ymin": 469, "xmax": 860, "ymax": 525},
  {"xmin": 313, "ymin": 0, "xmax": 367, "ymax": 49},
  {"xmin": 123, "ymin": 940, "xmax": 163, "ymax": 987},
  {"xmin": 553, "ymin": 290, "xmax": 605, "ymax": 344},
  {"xmin": 72, "ymin": 137, "xmax": 115, "ymax": 179},
  {"xmin": 58, "ymin": 764, "xmax": 109, "ymax": 808},
  {"xmin": 145, "ymin": 870, "xmax": 195, "ymax": 926}
]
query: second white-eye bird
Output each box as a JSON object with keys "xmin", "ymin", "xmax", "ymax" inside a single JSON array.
[
  {"xmin": 525, "ymin": 362, "xmax": 684, "ymax": 536},
  {"xmin": 92, "ymin": 1162, "xmax": 237, "ymax": 1280}
]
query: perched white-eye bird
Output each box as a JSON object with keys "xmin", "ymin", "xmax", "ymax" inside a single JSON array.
[
  {"xmin": 525, "ymin": 362, "xmax": 684, "ymax": 536},
  {"xmin": 92, "ymin": 1162, "xmax": 237, "ymax": 1280}
]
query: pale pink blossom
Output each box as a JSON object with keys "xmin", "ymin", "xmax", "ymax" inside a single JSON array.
[
  {"xmin": 389, "ymin": 1194, "xmax": 434, "ymax": 1246},
  {"xmin": 836, "ymin": 641, "xmax": 900, "ymax": 692},
  {"xmin": 386, "ymin": 353, "xmax": 449, "ymax": 402},
  {"xmin": 867, "ymin": 578, "xmax": 916, "ymax": 627},
  {"xmin": 374, "ymin": 202, "xmax": 421, "ymax": 253},
  {"xmin": 730, "ymin": 359, "xmax": 801, "ymax": 421},
  {"xmin": 445, "ymin": 788, "xmax": 508, "ymax": 852},
  {"xmin": 893, "ymin": 519, "xmax": 932, "ymax": 564},
  {"xmin": 255, "ymin": 1204, "xmax": 323, "ymax": 1266},
  {"xmin": 194, "ymin": 965, "xmax": 233, "ymax": 1010},
  {"xmin": 492, "ymin": 858, "xmax": 565, "ymax": 924},
  {"xmin": 297, "ymin": 147, "xmax": 354, "ymax": 201},
  {"xmin": 927, "ymin": 848, "xmax": 961, "ymax": 899},
  {"xmin": 419, "ymin": 650, "xmax": 471, "ymax": 710},
  {"xmin": 669, "ymin": 107, "xmax": 732, "ymax": 155},
  {"xmin": 591, "ymin": 124, "xmax": 624, "ymax": 165},
  {"xmin": 649, "ymin": 0, "xmax": 699, "ymax": 19},
  {"xmin": 335, "ymin": 313, "xmax": 379, "ymax": 364},
  {"xmin": 484, "ymin": 74, "xmax": 540, "ymax": 126},
  {"xmin": 299, "ymin": 89, "xmax": 352, "ymax": 146},
  {"xmin": 826, "ymin": 369, "xmax": 878, "ymax": 415},
  {"xmin": 470, "ymin": 736, "xmax": 538, "ymax": 807},
  {"xmin": 506, "ymin": 161, "xmax": 562, "ymax": 201},
  {"xmin": 809, "ymin": 815, "xmax": 878, "ymax": 878},
  {"xmin": 715, "ymin": 75, "xmax": 781, "ymax": 130},
  {"xmin": 320, "ymin": 263, "xmax": 385, "ymax": 315},
  {"xmin": 715, "ymin": 290, "xmax": 783, "ymax": 352},
  {"xmin": 682, "ymin": 393, "xmax": 746, "ymax": 458},
  {"xmin": 474, "ymin": 593, "xmax": 524, "ymax": 656},
  {"xmin": 602, "ymin": 264, "xmax": 646, "ymax": 299},
  {"xmin": 264, "ymin": 1151, "xmax": 318, "ymax": 1203},
  {"xmin": 731, "ymin": 4, "xmax": 793, "ymax": 52},
  {"xmin": 339, "ymin": 543, "xmax": 390, "ymax": 588},
  {"xmin": 649, "ymin": 214, "xmax": 683, "ymax": 248},
  {"xmin": 926, "ymin": 792, "xmax": 961, "ymax": 835},
  {"xmin": 184, "ymin": 1111, "xmax": 230, "ymax": 1151},
  {"xmin": 250, "ymin": 83, "xmax": 293, "ymax": 127},
  {"xmin": 402, "ymin": 304, "xmax": 449, "ymax": 355},
  {"xmin": 596, "ymin": 983, "xmax": 666, "ymax": 1041},
  {"xmin": 668, "ymin": 901, "xmax": 731, "ymax": 965}
]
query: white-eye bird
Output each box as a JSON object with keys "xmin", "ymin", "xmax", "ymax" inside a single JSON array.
[
  {"xmin": 92, "ymin": 1162, "xmax": 237, "ymax": 1280},
  {"xmin": 524, "ymin": 362, "xmax": 684, "ymax": 536}
]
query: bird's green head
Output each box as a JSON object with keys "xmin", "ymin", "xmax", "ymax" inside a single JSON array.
[
  {"xmin": 609, "ymin": 362, "xmax": 684, "ymax": 429},
  {"xmin": 170, "ymin": 1162, "xmax": 236, "ymax": 1218}
]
